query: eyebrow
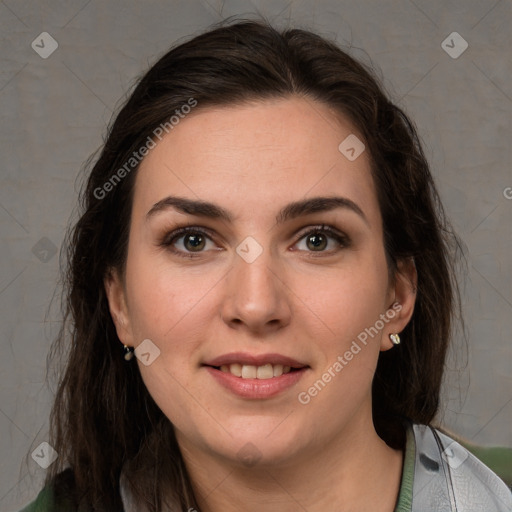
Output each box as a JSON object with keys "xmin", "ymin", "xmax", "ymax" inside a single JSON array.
[{"xmin": 146, "ymin": 195, "xmax": 369, "ymax": 226}]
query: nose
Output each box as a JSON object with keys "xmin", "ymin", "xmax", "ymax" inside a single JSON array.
[{"xmin": 220, "ymin": 246, "xmax": 292, "ymax": 336}]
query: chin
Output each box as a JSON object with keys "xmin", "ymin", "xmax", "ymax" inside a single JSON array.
[{"xmin": 202, "ymin": 420, "xmax": 308, "ymax": 468}]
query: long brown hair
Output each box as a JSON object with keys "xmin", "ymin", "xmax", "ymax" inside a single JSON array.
[{"xmin": 44, "ymin": 17, "xmax": 464, "ymax": 511}]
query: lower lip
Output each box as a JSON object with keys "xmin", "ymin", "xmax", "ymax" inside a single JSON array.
[{"xmin": 204, "ymin": 366, "xmax": 308, "ymax": 399}]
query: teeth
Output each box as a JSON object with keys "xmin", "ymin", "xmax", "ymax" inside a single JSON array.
[
  {"xmin": 256, "ymin": 364, "xmax": 273, "ymax": 379},
  {"xmin": 229, "ymin": 363, "xmax": 242, "ymax": 377},
  {"xmin": 273, "ymin": 364, "xmax": 283, "ymax": 377},
  {"xmin": 220, "ymin": 363, "xmax": 294, "ymax": 379},
  {"xmin": 241, "ymin": 365, "xmax": 257, "ymax": 379}
]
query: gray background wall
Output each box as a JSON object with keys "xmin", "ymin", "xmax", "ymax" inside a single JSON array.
[{"xmin": 0, "ymin": 0, "xmax": 510, "ymax": 509}]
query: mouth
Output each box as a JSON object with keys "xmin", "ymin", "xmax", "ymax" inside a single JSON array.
[
  {"xmin": 203, "ymin": 352, "xmax": 309, "ymax": 378},
  {"xmin": 202, "ymin": 352, "xmax": 310, "ymax": 399},
  {"xmin": 209, "ymin": 363, "xmax": 302, "ymax": 379}
]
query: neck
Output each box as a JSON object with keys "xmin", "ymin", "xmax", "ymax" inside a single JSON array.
[{"xmin": 178, "ymin": 410, "xmax": 404, "ymax": 512}]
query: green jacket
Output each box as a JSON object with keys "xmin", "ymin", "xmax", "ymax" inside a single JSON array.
[{"xmin": 20, "ymin": 426, "xmax": 512, "ymax": 512}]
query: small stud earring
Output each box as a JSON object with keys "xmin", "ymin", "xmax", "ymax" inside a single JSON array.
[
  {"xmin": 123, "ymin": 345, "xmax": 134, "ymax": 361},
  {"xmin": 389, "ymin": 333, "xmax": 401, "ymax": 345}
]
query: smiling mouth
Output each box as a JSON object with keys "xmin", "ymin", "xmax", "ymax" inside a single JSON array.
[
  {"xmin": 204, "ymin": 358, "xmax": 309, "ymax": 399},
  {"xmin": 209, "ymin": 363, "xmax": 303, "ymax": 379}
]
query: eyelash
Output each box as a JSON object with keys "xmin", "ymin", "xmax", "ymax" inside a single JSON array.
[{"xmin": 159, "ymin": 224, "xmax": 350, "ymax": 259}]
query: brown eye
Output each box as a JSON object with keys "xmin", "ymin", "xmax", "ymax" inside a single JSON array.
[
  {"xmin": 183, "ymin": 233, "xmax": 206, "ymax": 251},
  {"xmin": 294, "ymin": 225, "xmax": 350, "ymax": 254},
  {"xmin": 305, "ymin": 232, "xmax": 328, "ymax": 251},
  {"xmin": 160, "ymin": 227, "xmax": 217, "ymax": 257}
]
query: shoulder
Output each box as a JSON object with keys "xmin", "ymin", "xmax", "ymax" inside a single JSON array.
[
  {"xmin": 410, "ymin": 423, "xmax": 512, "ymax": 512},
  {"xmin": 18, "ymin": 469, "xmax": 78, "ymax": 512},
  {"xmin": 19, "ymin": 487, "xmax": 53, "ymax": 512}
]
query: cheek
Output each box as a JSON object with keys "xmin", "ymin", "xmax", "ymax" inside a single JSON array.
[
  {"xmin": 124, "ymin": 254, "xmax": 225, "ymax": 429},
  {"xmin": 291, "ymin": 252, "xmax": 391, "ymax": 347},
  {"xmin": 293, "ymin": 262, "xmax": 390, "ymax": 420},
  {"xmin": 123, "ymin": 247, "xmax": 224, "ymax": 346},
  {"xmin": 122, "ymin": 248, "xmax": 228, "ymax": 399}
]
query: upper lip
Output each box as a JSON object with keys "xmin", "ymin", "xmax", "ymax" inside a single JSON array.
[{"xmin": 203, "ymin": 352, "xmax": 308, "ymax": 368}]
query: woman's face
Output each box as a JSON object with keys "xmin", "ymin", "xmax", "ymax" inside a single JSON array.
[{"xmin": 106, "ymin": 96, "xmax": 415, "ymax": 467}]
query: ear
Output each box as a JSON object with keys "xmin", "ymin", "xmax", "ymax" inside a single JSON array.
[
  {"xmin": 380, "ymin": 257, "xmax": 417, "ymax": 351},
  {"xmin": 104, "ymin": 267, "xmax": 134, "ymax": 348}
]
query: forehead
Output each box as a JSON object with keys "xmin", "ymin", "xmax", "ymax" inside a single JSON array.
[{"xmin": 134, "ymin": 96, "xmax": 379, "ymax": 225}]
